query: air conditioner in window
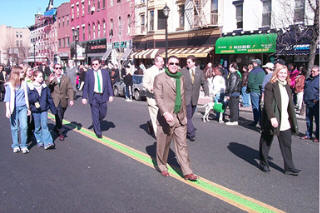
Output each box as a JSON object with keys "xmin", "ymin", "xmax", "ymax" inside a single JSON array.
[{"xmin": 91, "ymin": 6, "xmax": 95, "ymax": 12}]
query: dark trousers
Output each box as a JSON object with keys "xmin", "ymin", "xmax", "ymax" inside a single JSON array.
[
  {"xmin": 229, "ymin": 96, "xmax": 239, "ymax": 122},
  {"xmin": 259, "ymin": 129, "xmax": 296, "ymax": 171},
  {"xmin": 305, "ymin": 102, "xmax": 319, "ymax": 139},
  {"xmin": 186, "ymin": 104, "xmax": 196, "ymax": 138},
  {"xmin": 90, "ymin": 93, "xmax": 107, "ymax": 135},
  {"xmin": 55, "ymin": 104, "xmax": 66, "ymax": 135}
]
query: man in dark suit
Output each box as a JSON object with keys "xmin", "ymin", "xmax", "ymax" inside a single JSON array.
[
  {"xmin": 181, "ymin": 55, "xmax": 209, "ymax": 141},
  {"xmin": 153, "ymin": 55, "xmax": 197, "ymax": 181},
  {"xmin": 82, "ymin": 58, "xmax": 114, "ymax": 138}
]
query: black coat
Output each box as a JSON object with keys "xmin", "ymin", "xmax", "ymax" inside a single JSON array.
[
  {"xmin": 226, "ymin": 71, "xmax": 241, "ymax": 96},
  {"xmin": 261, "ymin": 82, "xmax": 298, "ymax": 135}
]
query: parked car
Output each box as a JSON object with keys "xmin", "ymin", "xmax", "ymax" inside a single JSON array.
[{"xmin": 112, "ymin": 74, "xmax": 146, "ymax": 101}]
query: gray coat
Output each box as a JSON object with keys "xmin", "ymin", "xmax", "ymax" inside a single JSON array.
[{"xmin": 181, "ymin": 66, "xmax": 209, "ymax": 106}]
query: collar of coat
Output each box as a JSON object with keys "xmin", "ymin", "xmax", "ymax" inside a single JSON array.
[{"xmin": 28, "ymin": 83, "xmax": 47, "ymax": 91}]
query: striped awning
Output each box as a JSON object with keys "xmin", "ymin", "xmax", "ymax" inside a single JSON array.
[
  {"xmin": 161, "ymin": 47, "xmax": 213, "ymax": 58},
  {"xmin": 131, "ymin": 49, "xmax": 164, "ymax": 59}
]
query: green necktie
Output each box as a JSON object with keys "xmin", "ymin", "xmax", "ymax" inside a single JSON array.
[{"xmin": 96, "ymin": 71, "xmax": 102, "ymax": 93}]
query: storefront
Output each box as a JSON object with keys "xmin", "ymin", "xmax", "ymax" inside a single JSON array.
[
  {"xmin": 132, "ymin": 27, "xmax": 220, "ymax": 68},
  {"xmin": 276, "ymin": 25, "xmax": 319, "ymax": 66},
  {"xmin": 215, "ymin": 33, "xmax": 277, "ymax": 67},
  {"xmin": 84, "ymin": 38, "xmax": 107, "ymax": 65}
]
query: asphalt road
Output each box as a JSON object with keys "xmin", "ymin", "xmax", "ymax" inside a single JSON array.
[{"xmin": 0, "ymin": 97, "xmax": 318, "ymax": 213}]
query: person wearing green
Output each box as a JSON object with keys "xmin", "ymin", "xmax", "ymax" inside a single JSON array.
[
  {"xmin": 153, "ymin": 56, "xmax": 198, "ymax": 181},
  {"xmin": 247, "ymin": 59, "xmax": 266, "ymax": 127}
]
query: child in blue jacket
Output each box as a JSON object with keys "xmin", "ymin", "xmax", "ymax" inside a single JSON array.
[{"xmin": 28, "ymin": 70, "xmax": 57, "ymax": 149}]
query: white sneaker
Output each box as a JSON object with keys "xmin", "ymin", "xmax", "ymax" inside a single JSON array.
[
  {"xmin": 218, "ymin": 120, "xmax": 224, "ymax": 124},
  {"xmin": 13, "ymin": 147, "xmax": 20, "ymax": 153},
  {"xmin": 226, "ymin": 121, "xmax": 238, "ymax": 126},
  {"xmin": 127, "ymin": 99, "xmax": 132, "ymax": 102},
  {"xmin": 21, "ymin": 147, "xmax": 29, "ymax": 154}
]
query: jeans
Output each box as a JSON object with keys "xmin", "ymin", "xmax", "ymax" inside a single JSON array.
[
  {"xmin": 250, "ymin": 92, "xmax": 261, "ymax": 124},
  {"xmin": 125, "ymin": 85, "xmax": 132, "ymax": 99},
  {"xmin": 241, "ymin": 86, "xmax": 251, "ymax": 107},
  {"xmin": 186, "ymin": 104, "xmax": 197, "ymax": 138},
  {"xmin": 214, "ymin": 93, "xmax": 225, "ymax": 121},
  {"xmin": 33, "ymin": 111, "xmax": 53, "ymax": 146},
  {"xmin": 10, "ymin": 105, "xmax": 28, "ymax": 149},
  {"xmin": 305, "ymin": 102, "xmax": 319, "ymax": 139}
]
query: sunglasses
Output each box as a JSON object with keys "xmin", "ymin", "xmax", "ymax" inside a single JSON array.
[
  {"xmin": 92, "ymin": 63, "xmax": 99, "ymax": 66},
  {"xmin": 55, "ymin": 67, "xmax": 62, "ymax": 70},
  {"xmin": 169, "ymin": 62, "xmax": 179, "ymax": 66}
]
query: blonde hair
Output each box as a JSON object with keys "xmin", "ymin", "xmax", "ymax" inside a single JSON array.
[
  {"xmin": 270, "ymin": 64, "xmax": 290, "ymax": 84},
  {"xmin": 9, "ymin": 66, "xmax": 23, "ymax": 88}
]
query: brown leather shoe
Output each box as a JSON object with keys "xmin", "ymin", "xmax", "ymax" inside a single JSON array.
[
  {"xmin": 184, "ymin": 174, "xmax": 198, "ymax": 181},
  {"xmin": 161, "ymin": 171, "xmax": 169, "ymax": 177}
]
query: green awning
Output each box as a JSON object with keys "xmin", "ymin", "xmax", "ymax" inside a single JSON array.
[{"xmin": 215, "ymin": 33, "xmax": 277, "ymax": 54}]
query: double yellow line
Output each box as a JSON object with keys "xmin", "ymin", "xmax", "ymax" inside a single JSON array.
[{"xmin": 48, "ymin": 113, "xmax": 285, "ymax": 213}]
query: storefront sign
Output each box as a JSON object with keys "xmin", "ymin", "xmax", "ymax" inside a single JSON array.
[{"xmin": 215, "ymin": 33, "xmax": 277, "ymax": 54}]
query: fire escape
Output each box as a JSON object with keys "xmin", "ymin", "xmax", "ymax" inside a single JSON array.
[{"xmin": 185, "ymin": 0, "xmax": 218, "ymax": 29}]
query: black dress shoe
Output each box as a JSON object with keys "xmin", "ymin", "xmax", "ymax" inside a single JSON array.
[
  {"xmin": 259, "ymin": 163, "xmax": 270, "ymax": 172},
  {"xmin": 188, "ymin": 136, "xmax": 196, "ymax": 142},
  {"xmin": 96, "ymin": 133, "xmax": 102, "ymax": 138}
]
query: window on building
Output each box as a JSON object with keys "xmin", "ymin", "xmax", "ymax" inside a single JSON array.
[
  {"xmin": 103, "ymin": 20, "xmax": 106, "ymax": 37},
  {"xmin": 88, "ymin": 23, "xmax": 91, "ymax": 39},
  {"xmin": 110, "ymin": 0, "xmax": 113, "ymax": 7},
  {"xmin": 140, "ymin": 14, "xmax": 145, "ymax": 33},
  {"xmin": 110, "ymin": 19, "xmax": 114, "ymax": 38},
  {"xmin": 63, "ymin": 38, "xmax": 66, "ymax": 48},
  {"xmin": 58, "ymin": 18, "xmax": 60, "ymax": 28},
  {"xmin": 67, "ymin": 16, "xmax": 69, "ymax": 26},
  {"xmin": 71, "ymin": 6, "xmax": 74, "ymax": 19},
  {"xmin": 294, "ymin": 0, "xmax": 305, "ymax": 23},
  {"xmin": 77, "ymin": 4, "xmax": 80, "ymax": 17},
  {"xmin": 178, "ymin": 6, "xmax": 184, "ymax": 28},
  {"xmin": 82, "ymin": 2, "xmax": 85, "ymax": 16},
  {"xmin": 62, "ymin": 17, "xmax": 65, "ymax": 27},
  {"xmin": 235, "ymin": 3, "xmax": 243, "ymax": 29},
  {"xmin": 92, "ymin": 0, "xmax": 95, "ymax": 9},
  {"xmin": 157, "ymin": 10, "xmax": 166, "ymax": 30},
  {"xmin": 102, "ymin": 0, "xmax": 105, "ymax": 9},
  {"xmin": 82, "ymin": 26, "xmax": 85, "ymax": 40},
  {"xmin": 118, "ymin": 16, "xmax": 122, "ymax": 37},
  {"xmin": 16, "ymin": 40, "xmax": 19, "ymax": 47},
  {"xmin": 211, "ymin": 0, "xmax": 218, "ymax": 25},
  {"xmin": 262, "ymin": 0, "xmax": 271, "ymax": 26},
  {"xmin": 93, "ymin": 23, "xmax": 96, "ymax": 39},
  {"xmin": 127, "ymin": 15, "xmax": 131, "ymax": 35},
  {"xmin": 97, "ymin": 22, "xmax": 101, "ymax": 38},
  {"xmin": 88, "ymin": 0, "xmax": 91, "ymax": 13},
  {"xmin": 149, "ymin": 10, "xmax": 154, "ymax": 31},
  {"xmin": 98, "ymin": 0, "xmax": 100, "ymax": 9},
  {"xmin": 67, "ymin": 37, "xmax": 70, "ymax": 47},
  {"xmin": 117, "ymin": 0, "xmax": 121, "ymax": 3},
  {"xmin": 59, "ymin": 39, "xmax": 61, "ymax": 48}
]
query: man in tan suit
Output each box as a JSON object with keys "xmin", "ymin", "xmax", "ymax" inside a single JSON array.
[
  {"xmin": 142, "ymin": 55, "xmax": 164, "ymax": 136},
  {"xmin": 48, "ymin": 63, "xmax": 74, "ymax": 141},
  {"xmin": 153, "ymin": 56, "xmax": 197, "ymax": 181}
]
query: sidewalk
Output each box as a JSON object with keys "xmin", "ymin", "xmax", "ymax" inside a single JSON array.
[{"xmin": 197, "ymin": 96, "xmax": 306, "ymax": 121}]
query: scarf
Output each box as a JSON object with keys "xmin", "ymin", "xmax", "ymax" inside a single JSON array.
[
  {"xmin": 33, "ymin": 82, "xmax": 43, "ymax": 96},
  {"xmin": 277, "ymin": 79, "xmax": 287, "ymax": 86},
  {"xmin": 165, "ymin": 68, "xmax": 182, "ymax": 113}
]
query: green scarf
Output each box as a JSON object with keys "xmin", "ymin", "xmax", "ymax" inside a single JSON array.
[{"xmin": 165, "ymin": 68, "xmax": 182, "ymax": 113}]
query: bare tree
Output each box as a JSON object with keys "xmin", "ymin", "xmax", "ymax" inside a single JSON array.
[{"xmin": 307, "ymin": 0, "xmax": 319, "ymax": 77}]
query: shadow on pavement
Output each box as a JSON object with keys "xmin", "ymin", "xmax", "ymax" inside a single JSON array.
[
  {"xmin": 101, "ymin": 120, "xmax": 116, "ymax": 131},
  {"xmin": 227, "ymin": 142, "xmax": 284, "ymax": 173},
  {"xmin": 139, "ymin": 122, "xmax": 156, "ymax": 139},
  {"xmin": 146, "ymin": 142, "xmax": 183, "ymax": 177}
]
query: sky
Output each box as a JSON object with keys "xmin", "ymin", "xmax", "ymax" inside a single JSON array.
[{"xmin": 0, "ymin": 0, "xmax": 68, "ymax": 28}]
